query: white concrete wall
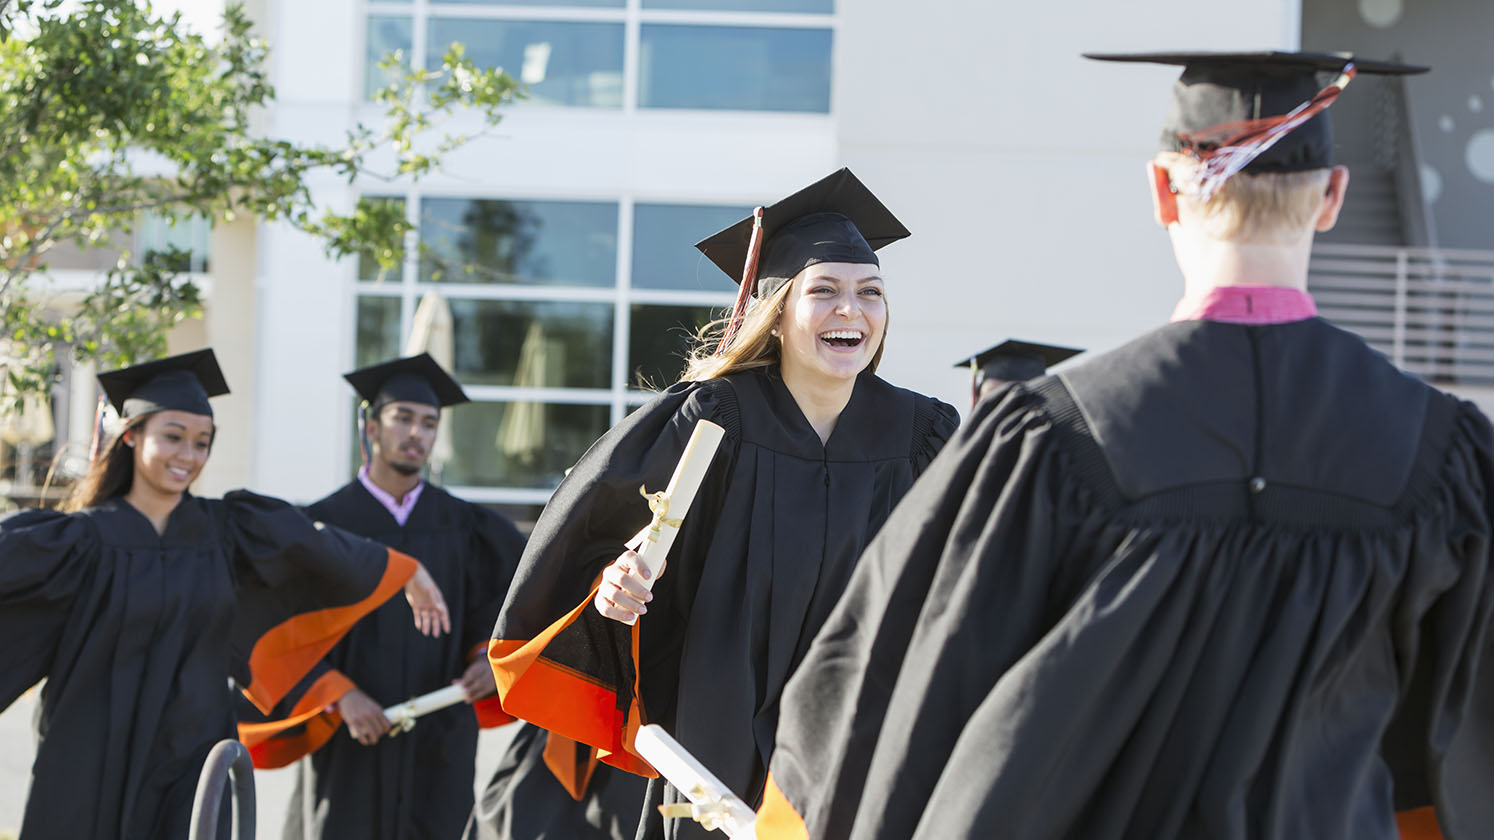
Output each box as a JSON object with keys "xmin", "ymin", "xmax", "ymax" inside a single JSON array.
[{"xmin": 837, "ymin": 0, "xmax": 1304, "ymax": 409}]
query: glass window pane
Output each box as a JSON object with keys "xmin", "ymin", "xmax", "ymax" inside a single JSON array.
[
  {"xmin": 355, "ymin": 296, "xmax": 404, "ymax": 369},
  {"xmin": 632, "ymin": 203, "xmax": 752, "ymax": 291},
  {"xmin": 442, "ymin": 0, "xmax": 622, "ymax": 6},
  {"xmin": 365, "ymin": 15, "xmax": 413, "ymax": 99},
  {"xmin": 450, "ymin": 298, "xmax": 614, "ymax": 388},
  {"xmin": 645, "ymin": 0, "xmax": 830, "ymax": 11},
  {"xmin": 419, "ymin": 198, "xmax": 618, "ymax": 287},
  {"xmin": 444, "ymin": 401, "xmax": 612, "ymax": 489},
  {"xmin": 355, "ymin": 196, "xmax": 407, "ymax": 283},
  {"xmin": 629, "ymin": 303, "xmax": 722, "ymax": 389},
  {"xmin": 138, "ymin": 211, "xmax": 211, "ymax": 272},
  {"xmin": 427, "ymin": 18, "xmax": 624, "ymax": 108},
  {"xmin": 639, "ymin": 25, "xmax": 831, "ymax": 113}
]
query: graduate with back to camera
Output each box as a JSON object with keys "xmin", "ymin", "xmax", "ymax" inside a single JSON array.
[
  {"xmin": 238, "ymin": 353, "xmax": 526, "ymax": 840},
  {"xmin": 757, "ymin": 52, "xmax": 1492, "ymax": 840},
  {"xmin": 0, "ymin": 349, "xmax": 450, "ymax": 839},
  {"xmin": 475, "ymin": 169, "xmax": 959, "ymax": 840}
]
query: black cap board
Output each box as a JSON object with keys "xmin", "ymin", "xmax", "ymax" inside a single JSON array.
[
  {"xmin": 344, "ymin": 353, "xmax": 469, "ymax": 413},
  {"xmin": 956, "ymin": 339, "xmax": 1084, "ymax": 383},
  {"xmin": 1084, "ymin": 51, "xmax": 1428, "ymax": 174},
  {"xmin": 96, "ymin": 348, "xmax": 230, "ymax": 419},
  {"xmin": 694, "ymin": 168, "xmax": 910, "ymax": 299}
]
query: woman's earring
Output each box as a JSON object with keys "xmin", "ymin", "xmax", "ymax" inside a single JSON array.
[{"xmin": 771, "ymin": 328, "xmax": 780, "ymax": 336}]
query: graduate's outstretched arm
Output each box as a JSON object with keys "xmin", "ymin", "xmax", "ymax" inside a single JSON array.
[{"xmin": 404, "ymin": 560, "xmax": 451, "ymax": 636}]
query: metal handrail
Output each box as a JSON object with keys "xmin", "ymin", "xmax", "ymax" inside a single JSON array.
[
  {"xmin": 188, "ymin": 739, "xmax": 256, "ymax": 840},
  {"xmin": 1309, "ymin": 243, "xmax": 1494, "ymax": 385}
]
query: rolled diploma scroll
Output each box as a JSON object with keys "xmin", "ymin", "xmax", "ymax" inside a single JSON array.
[
  {"xmin": 624, "ymin": 419, "xmax": 727, "ymax": 597},
  {"xmin": 383, "ymin": 684, "xmax": 468, "ymax": 730},
  {"xmin": 634, "ymin": 723, "xmax": 758, "ymax": 839}
]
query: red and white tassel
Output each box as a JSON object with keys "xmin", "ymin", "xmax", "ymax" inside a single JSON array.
[{"xmin": 715, "ymin": 206, "xmax": 766, "ymax": 356}]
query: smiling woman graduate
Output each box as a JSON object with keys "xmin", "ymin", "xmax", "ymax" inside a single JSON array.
[
  {"xmin": 476, "ymin": 168, "xmax": 959, "ymax": 840},
  {"xmin": 0, "ymin": 349, "xmax": 450, "ymax": 840}
]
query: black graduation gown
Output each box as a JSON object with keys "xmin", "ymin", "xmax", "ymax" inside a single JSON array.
[
  {"xmin": 272, "ymin": 482, "xmax": 525, "ymax": 840},
  {"xmin": 760, "ymin": 317, "xmax": 1494, "ymax": 840},
  {"xmin": 0, "ymin": 491, "xmax": 417, "ymax": 840},
  {"xmin": 486, "ymin": 366, "xmax": 958, "ymax": 840}
]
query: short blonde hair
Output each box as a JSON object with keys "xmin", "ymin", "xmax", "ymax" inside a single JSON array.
[
  {"xmin": 679, "ymin": 272, "xmax": 888, "ymax": 383},
  {"xmin": 1157, "ymin": 151, "xmax": 1332, "ymax": 243}
]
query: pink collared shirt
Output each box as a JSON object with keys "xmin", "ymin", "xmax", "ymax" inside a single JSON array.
[
  {"xmin": 1170, "ymin": 285, "xmax": 1318, "ymax": 325},
  {"xmin": 358, "ymin": 465, "xmax": 424, "ymax": 527}
]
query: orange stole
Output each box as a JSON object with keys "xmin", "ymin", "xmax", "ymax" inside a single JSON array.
[
  {"xmin": 237, "ymin": 669, "xmax": 355, "ymax": 769},
  {"xmin": 1396, "ymin": 807, "xmax": 1442, "ymax": 839},
  {"xmin": 754, "ymin": 773, "xmax": 809, "ymax": 840},
  {"xmin": 242, "ymin": 547, "xmax": 417, "ymax": 713},
  {"xmin": 488, "ymin": 584, "xmax": 656, "ymax": 779}
]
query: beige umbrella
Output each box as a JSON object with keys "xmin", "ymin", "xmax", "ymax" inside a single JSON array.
[
  {"xmin": 0, "ymin": 343, "xmax": 56, "ymax": 448},
  {"xmin": 403, "ymin": 291, "xmax": 456, "ymax": 478},
  {"xmin": 497, "ymin": 320, "xmax": 564, "ymax": 465}
]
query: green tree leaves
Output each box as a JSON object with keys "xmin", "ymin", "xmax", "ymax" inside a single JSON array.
[{"xmin": 0, "ymin": 0, "xmax": 520, "ymax": 413}]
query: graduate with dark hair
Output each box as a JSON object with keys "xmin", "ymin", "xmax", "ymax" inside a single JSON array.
[
  {"xmin": 239, "ymin": 353, "xmax": 526, "ymax": 840},
  {"xmin": 759, "ymin": 53, "xmax": 1493, "ymax": 840},
  {"xmin": 480, "ymin": 169, "xmax": 959, "ymax": 840},
  {"xmin": 955, "ymin": 338, "xmax": 1083, "ymax": 409},
  {"xmin": 0, "ymin": 349, "xmax": 450, "ymax": 839}
]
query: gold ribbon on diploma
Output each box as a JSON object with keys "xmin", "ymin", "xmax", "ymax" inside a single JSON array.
[{"xmin": 640, "ymin": 487, "xmax": 683, "ymax": 545}]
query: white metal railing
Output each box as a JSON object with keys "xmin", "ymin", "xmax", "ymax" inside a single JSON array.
[{"xmin": 1309, "ymin": 243, "xmax": 1494, "ymax": 384}]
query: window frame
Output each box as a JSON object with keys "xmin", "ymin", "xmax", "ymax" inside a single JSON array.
[
  {"xmin": 362, "ymin": 0, "xmax": 837, "ymax": 116},
  {"xmin": 352, "ymin": 186, "xmax": 741, "ymax": 504}
]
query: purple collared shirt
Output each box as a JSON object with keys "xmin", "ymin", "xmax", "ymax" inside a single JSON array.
[
  {"xmin": 358, "ymin": 465, "xmax": 424, "ymax": 527},
  {"xmin": 1170, "ymin": 285, "xmax": 1318, "ymax": 325}
]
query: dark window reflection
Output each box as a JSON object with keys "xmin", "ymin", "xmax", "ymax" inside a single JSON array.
[
  {"xmin": 427, "ymin": 18, "xmax": 624, "ymax": 107},
  {"xmin": 419, "ymin": 198, "xmax": 618, "ymax": 287},
  {"xmin": 644, "ymin": 0, "xmax": 830, "ymax": 10},
  {"xmin": 450, "ymin": 298, "xmax": 613, "ymax": 388},
  {"xmin": 632, "ymin": 203, "xmax": 753, "ymax": 291},
  {"xmin": 355, "ymin": 296, "xmax": 403, "ymax": 369},
  {"xmin": 639, "ymin": 25, "xmax": 832, "ymax": 112},
  {"xmin": 365, "ymin": 15, "xmax": 413, "ymax": 99},
  {"xmin": 444, "ymin": 401, "xmax": 612, "ymax": 489},
  {"xmin": 443, "ymin": 0, "xmax": 622, "ymax": 6},
  {"xmin": 629, "ymin": 303, "xmax": 722, "ymax": 389}
]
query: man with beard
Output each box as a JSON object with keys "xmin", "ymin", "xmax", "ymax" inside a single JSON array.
[{"xmin": 252, "ymin": 353, "xmax": 525, "ymax": 839}]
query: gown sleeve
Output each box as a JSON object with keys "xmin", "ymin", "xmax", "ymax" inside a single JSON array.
[
  {"xmin": 911, "ymin": 395, "xmax": 960, "ymax": 474},
  {"xmin": 757, "ymin": 382, "xmax": 1076, "ymax": 840},
  {"xmin": 466, "ymin": 505, "xmax": 528, "ymax": 728},
  {"xmin": 488, "ymin": 378, "xmax": 739, "ymax": 781},
  {"xmin": 0, "ymin": 509, "xmax": 97, "ymax": 711},
  {"xmin": 220, "ymin": 490, "xmax": 419, "ymax": 717},
  {"xmin": 1384, "ymin": 402, "xmax": 1494, "ymax": 840}
]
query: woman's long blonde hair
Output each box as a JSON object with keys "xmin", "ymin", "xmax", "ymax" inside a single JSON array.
[{"xmin": 678, "ymin": 272, "xmax": 888, "ymax": 382}]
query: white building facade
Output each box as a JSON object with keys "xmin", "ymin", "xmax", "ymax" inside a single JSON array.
[{"xmin": 210, "ymin": 0, "xmax": 1306, "ymax": 506}]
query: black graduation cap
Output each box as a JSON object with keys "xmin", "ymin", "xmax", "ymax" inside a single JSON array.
[
  {"xmin": 694, "ymin": 168, "xmax": 910, "ymax": 300},
  {"xmin": 1084, "ymin": 51, "xmax": 1427, "ymax": 175},
  {"xmin": 96, "ymin": 348, "xmax": 230, "ymax": 419},
  {"xmin": 343, "ymin": 352, "xmax": 469, "ymax": 413},
  {"xmin": 956, "ymin": 339, "xmax": 1084, "ymax": 384}
]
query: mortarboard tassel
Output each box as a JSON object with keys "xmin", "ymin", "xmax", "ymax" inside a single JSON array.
[
  {"xmin": 358, "ymin": 401, "xmax": 372, "ymax": 466},
  {"xmin": 715, "ymin": 206, "xmax": 766, "ymax": 356},
  {"xmin": 1179, "ymin": 63, "xmax": 1356, "ymax": 201}
]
